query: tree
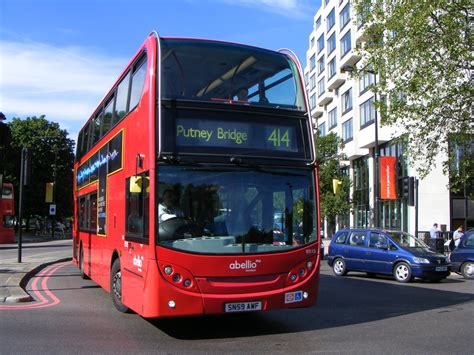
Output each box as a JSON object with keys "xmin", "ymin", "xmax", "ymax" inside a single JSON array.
[
  {"xmin": 352, "ymin": 0, "xmax": 473, "ymax": 190},
  {"xmin": 316, "ymin": 133, "xmax": 351, "ymax": 235},
  {"xmin": 5, "ymin": 116, "xmax": 75, "ymax": 221}
]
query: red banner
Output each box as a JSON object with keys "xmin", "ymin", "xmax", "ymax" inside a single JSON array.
[{"xmin": 380, "ymin": 156, "xmax": 396, "ymax": 200}]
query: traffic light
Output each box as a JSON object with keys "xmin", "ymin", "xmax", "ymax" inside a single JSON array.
[{"xmin": 400, "ymin": 176, "xmax": 415, "ymax": 206}]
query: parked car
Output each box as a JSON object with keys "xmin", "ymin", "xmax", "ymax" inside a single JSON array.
[
  {"xmin": 327, "ymin": 228, "xmax": 450, "ymax": 283},
  {"xmin": 449, "ymin": 229, "xmax": 474, "ymax": 279}
]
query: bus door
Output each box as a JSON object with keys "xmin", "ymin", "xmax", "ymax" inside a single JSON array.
[{"xmin": 121, "ymin": 173, "xmax": 150, "ymax": 311}]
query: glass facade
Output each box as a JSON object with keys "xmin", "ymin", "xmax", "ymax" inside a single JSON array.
[
  {"xmin": 378, "ymin": 142, "xmax": 408, "ymax": 231},
  {"xmin": 353, "ymin": 157, "xmax": 370, "ymax": 227}
]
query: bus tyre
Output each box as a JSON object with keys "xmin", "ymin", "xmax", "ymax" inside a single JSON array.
[
  {"xmin": 332, "ymin": 258, "xmax": 347, "ymax": 276},
  {"xmin": 79, "ymin": 246, "xmax": 89, "ymax": 280},
  {"xmin": 461, "ymin": 262, "xmax": 474, "ymax": 279},
  {"xmin": 110, "ymin": 259, "xmax": 130, "ymax": 313},
  {"xmin": 394, "ymin": 262, "xmax": 412, "ymax": 283}
]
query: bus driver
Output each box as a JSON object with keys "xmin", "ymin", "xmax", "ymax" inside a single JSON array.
[{"xmin": 158, "ymin": 189, "xmax": 184, "ymax": 223}]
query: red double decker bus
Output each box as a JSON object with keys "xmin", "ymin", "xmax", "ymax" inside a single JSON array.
[
  {"xmin": 0, "ymin": 182, "xmax": 15, "ymax": 244},
  {"xmin": 73, "ymin": 32, "xmax": 320, "ymax": 317}
]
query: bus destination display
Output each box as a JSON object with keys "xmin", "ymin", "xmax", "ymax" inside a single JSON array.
[{"xmin": 176, "ymin": 118, "xmax": 298, "ymax": 152}]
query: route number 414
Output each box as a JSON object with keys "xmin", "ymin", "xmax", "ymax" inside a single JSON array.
[{"xmin": 267, "ymin": 128, "xmax": 290, "ymax": 147}]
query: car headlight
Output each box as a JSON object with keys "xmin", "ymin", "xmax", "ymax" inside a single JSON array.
[{"xmin": 413, "ymin": 257, "xmax": 430, "ymax": 264}]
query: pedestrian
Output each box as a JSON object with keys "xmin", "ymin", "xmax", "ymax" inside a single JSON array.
[
  {"xmin": 453, "ymin": 226, "xmax": 464, "ymax": 249},
  {"xmin": 430, "ymin": 223, "xmax": 439, "ymax": 239},
  {"xmin": 34, "ymin": 219, "xmax": 41, "ymax": 236},
  {"xmin": 57, "ymin": 221, "xmax": 66, "ymax": 239}
]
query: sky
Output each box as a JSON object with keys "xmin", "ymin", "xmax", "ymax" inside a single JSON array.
[{"xmin": 0, "ymin": 0, "xmax": 321, "ymax": 143}]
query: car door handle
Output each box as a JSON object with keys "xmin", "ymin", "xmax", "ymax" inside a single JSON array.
[{"xmin": 366, "ymin": 252, "xmax": 371, "ymax": 255}]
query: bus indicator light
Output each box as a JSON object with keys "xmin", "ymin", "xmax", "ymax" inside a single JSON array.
[{"xmin": 164, "ymin": 266, "xmax": 173, "ymax": 275}]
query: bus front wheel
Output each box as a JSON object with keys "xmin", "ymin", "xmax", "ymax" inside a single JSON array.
[{"xmin": 110, "ymin": 259, "xmax": 130, "ymax": 313}]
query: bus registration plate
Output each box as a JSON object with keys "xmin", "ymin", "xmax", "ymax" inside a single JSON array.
[{"xmin": 224, "ymin": 301, "xmax": 262, "ymax": 313}]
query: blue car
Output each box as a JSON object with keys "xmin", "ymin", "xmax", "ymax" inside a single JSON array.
[
  {"xmin": 449, "ymin": 229, "xmax": 474, "ymax": 279},
  {"xmin": 327, "ymin": 228, "xmax": 450, "ymax": 283}
]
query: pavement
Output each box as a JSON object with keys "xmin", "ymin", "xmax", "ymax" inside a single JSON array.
[{"xmin": 0, "ymin": 231, "xmax": 72, "ymax": 303}]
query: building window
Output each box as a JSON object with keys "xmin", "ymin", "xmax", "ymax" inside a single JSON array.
[
  {"xmin": 317, "ymin": 34, "xmax": 325, "ymax": 54},
  {"xmin": 310, "ymin": 54, "xmax": 316, "ymax": 71},
  {"xmin": 340, "ymin": 30, "xmax": 352, "ymax": 58},
  {"xmin": 328, "ymin": 57, "xmax": 337, "ymax": 79},
  {"xmin": 318, "ymin": 77, "xmax": 325, "ymax": 97},
  {"xmin": 318, "ymin": 56, "xmax": 325, "ymax": 75},
  {"xmin": 327, "ymin": 33, "xmax": 336, "ymax": 55},
  {"xmin": 327, "ymin": 8, "xmax": 335, "ymax": 31},
  {"xmin": 310, "ymin": 37, "xmax": 315, "ymax": 49},
  {"xmin": 342, "ymin": 118, "xmax": 353, "ymax": 142},
  {"xmin": 310, "ymin": 74, "xmax": 316, "ymax": 91},
  {"xmin": 360, "ymin": 97, "xmax": 375, "ymax": 127},
  {"xmin": 340, "ymin": 3, "xmax": 350, "ymax": 31},
  {"xmin": 310, "ymin": 93, "xmax": 316, "ymax": 109},
  {"xmin": 329, "ymin": 107, "xmax": 337, "ymax": 129},
  {"xmin": 359, "ymin": 70, "xmax": 375, "ymax": 95},
  {"xmin": 315, "ymin": 16, "xmax": 321, "ymax": 30},
  {"xmin": 318, "ymin": 122, "xmax": 326, "ymax": 137},
  {"xmin": 341, "ymin": 88, "xmax": 352, "ymax": 114}
]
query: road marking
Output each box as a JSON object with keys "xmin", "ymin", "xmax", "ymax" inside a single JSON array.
[{"xmin": 0, "ymin": 262, "xmax": 68, "ymax": 310}]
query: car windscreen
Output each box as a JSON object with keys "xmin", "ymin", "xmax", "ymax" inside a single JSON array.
[
  {"xmin": 156, "ymin": 165, "xmax": 317, "ymax": 254},
  {"xmin": 386, "ymin": 231, "xmax": 428, "ymax": 249}
]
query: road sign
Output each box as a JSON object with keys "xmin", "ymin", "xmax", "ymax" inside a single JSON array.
[{"xmin": 49, "ymin": 204, "xmax": 56, "ymax": 216}]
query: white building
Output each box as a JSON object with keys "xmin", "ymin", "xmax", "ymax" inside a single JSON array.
[{"xmin": 304, "ymin": 0, "xmax": 471, "ymax": 236}]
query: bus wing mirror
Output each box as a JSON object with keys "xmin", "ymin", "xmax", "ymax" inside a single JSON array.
[
  {"xmin": 130, "ymin": 176, "xmax": 143, "ymax": 193},
  {"xmin": 129, "ymin": 176, "xmax": 150, "ymax": 193}
]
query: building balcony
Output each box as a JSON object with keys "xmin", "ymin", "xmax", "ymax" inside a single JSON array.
[
  {"xmin": 311, "ymin": 106, "xmax": 324, "ymax": 119},
  {"xmin": 327, "ymin": 72, "xmax": 346, "ymax": 90},
  {"xmin": 317, "ymin": 90, "xmax": 333, "ymax": 106},
  {"xmin": 358, "ymin": 121, "xmax": 394, "ymax": 149},
  {"xmin": 342, "ymin": 137, "xmax": 369, "ymax": 160},
  {"xmin": 340, "ymin": 49, "xmax": 361, "ymax": 70}
]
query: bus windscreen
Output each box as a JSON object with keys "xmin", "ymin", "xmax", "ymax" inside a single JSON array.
[{"xmin": 160, "ymin": 39, "xmax": 306, "ymax": 111}]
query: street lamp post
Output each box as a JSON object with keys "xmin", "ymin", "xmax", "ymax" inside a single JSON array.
[{"xmin": 341, "ymin": 65, "xmax": 380, "ymax": 228}]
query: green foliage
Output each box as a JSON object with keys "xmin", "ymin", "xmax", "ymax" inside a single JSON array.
[
  {"xmin": 5, "ymin": 116, "xmax": 75, "ymax": 218},
  {"xmin": 353, "ymin": 0, "xmax": 473, "ymax": 189},
  {"xmin": 316, "ymin": 133, "xmax": 351, "ymax": 221}
]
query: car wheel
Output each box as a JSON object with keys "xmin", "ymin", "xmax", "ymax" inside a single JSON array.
[
  {"xmin": 394, "ymin": 262, "xmax": 412, "ymax": 283},
  {"xmin": 79, "ymin": 246, "xmax": 89, "ymax": 280},
  {"xmin": 461, "ymin": 262, "xmax": 474, "ymax": 279},
  {"xmin": 332, "ymin": 258, "xmax": 347, "ymax": 276},
  {"xmin": 110, "ymin": 259, "xmax": 130, "ymax": 313}
]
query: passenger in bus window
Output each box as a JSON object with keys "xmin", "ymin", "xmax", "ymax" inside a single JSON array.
[
  {"xmin": 236, "ymin": 88, "xmax": 248, "ymax": 101},
  {"xmin": 158, "ymin": 189, "xmax": 184, "ymax": 223}
]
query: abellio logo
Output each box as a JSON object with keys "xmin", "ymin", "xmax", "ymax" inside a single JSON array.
[{"xmin": 229, "ymin": 260, "xmax": 260, "ymax": 272}]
